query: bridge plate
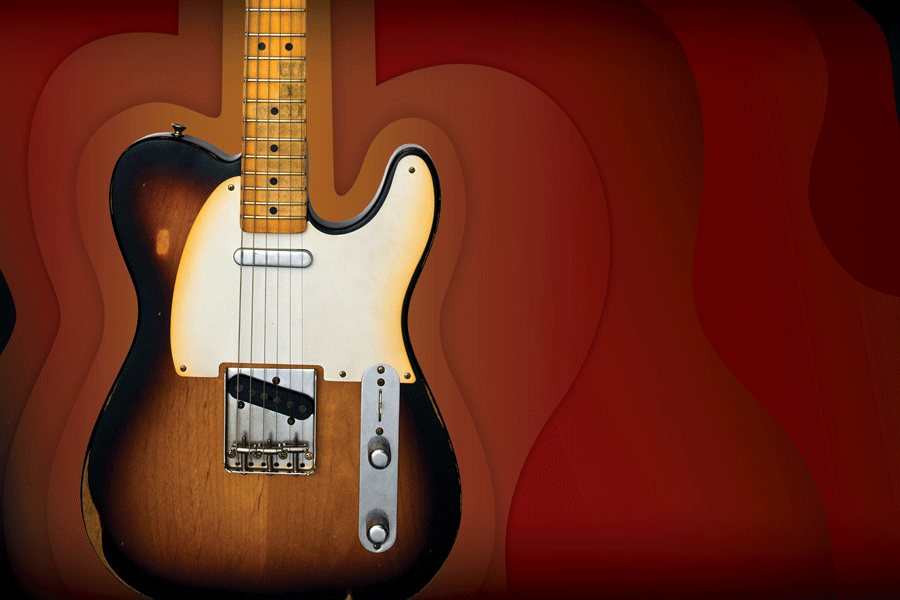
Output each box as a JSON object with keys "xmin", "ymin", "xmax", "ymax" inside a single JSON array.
[{"xmin": 224, "ymin": 367, "xmax": 316, "ymax": 474}]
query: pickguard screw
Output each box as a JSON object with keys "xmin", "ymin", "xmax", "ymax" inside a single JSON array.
[
  {"xmin": 404, "ymin": 373, "xmax": 411, "ymax": 380},
  {"xmin": 180, "ymin": 365, "xmax": 187, "ymax": 372},
  {"xmin": 287, "ymin": 417, "xmax": 295, "ymax": 425},
  {"xmin": 228, "ymin": 184, "xmax": 235, "ymax": 191},
  {"xmin": 339, "ymin": 371, "xmax": 346, "ymax": 378},
  {"xmin": 377, "ymin": 378, "xmax": 385, "ymax": 386},
  {"xmin": 408, "ymin": 166, "xmax": 415, "ymax": 173},
  {"xmin": 238, "ymin": 401, "xmax": 245, "ymax": 409},
  {"xmin": 377, "ymin": 366, "xmax": 385, "ymax": 374},
  {"xmin": 273, "ymin": 376, "xmax": 280, "ymax": 384},
  {"xmin": 305, "ymin": 452, "xmax": 313, "ymax": 460}
]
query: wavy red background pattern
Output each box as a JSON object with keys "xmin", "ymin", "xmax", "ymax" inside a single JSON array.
[{"xmin": 1, "ymin": 0, "xmax": 899, "ymax": 598}]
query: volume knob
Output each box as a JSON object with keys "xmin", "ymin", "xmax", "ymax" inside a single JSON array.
[
  {"xmin": 368, "ymin": 438, "xmax": 391, "ymax": 469},
  {"xmin": 367, "ymin": 516, "xmax": 389, "ymax": 545}
]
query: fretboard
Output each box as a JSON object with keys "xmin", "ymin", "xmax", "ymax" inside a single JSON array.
[{"xmin": 241, "ymin": 0, "xmax": 308, "ymax": 234}]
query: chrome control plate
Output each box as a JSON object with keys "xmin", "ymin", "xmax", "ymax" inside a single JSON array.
[
  {"xmin": 358, "ymin": 364, "xmax": 400, "ymax": 552},
  {"xmin": 224, "ymin": 367, "xmax": 316, "ymax": 474}
]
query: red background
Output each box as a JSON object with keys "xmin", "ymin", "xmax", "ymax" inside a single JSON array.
[{"xmin": 2, "ymin": 0, "xmax": 899, "ymax": 597}]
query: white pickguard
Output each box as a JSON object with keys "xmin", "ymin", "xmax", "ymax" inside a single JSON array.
[{"xmin": 171, "ymin": 148, "xmax": 435, "ymax": 382}]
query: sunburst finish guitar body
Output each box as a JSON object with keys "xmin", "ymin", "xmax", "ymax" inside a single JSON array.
[{"xmin": 81, "ymin": 2, "xmax": 460, "ymax": 598}]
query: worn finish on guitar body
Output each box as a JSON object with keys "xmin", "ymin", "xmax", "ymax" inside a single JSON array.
[{"xmin": 82, "ymin": 134, "xmax": 460, "ymax": 599}]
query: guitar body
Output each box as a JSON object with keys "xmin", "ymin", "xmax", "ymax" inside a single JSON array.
[{"xmin": 82, "ymin": 133, "xmax": 461, "ymax": 599}]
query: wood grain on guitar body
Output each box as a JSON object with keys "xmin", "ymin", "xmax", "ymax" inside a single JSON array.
[{"xmin": 80, "ymin": 1, "xmax": 461, "ymax": 598}]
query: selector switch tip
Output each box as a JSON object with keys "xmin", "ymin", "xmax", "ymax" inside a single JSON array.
[{"xmin": 171, "ymin": 123, "xmax": 187, "ymax": 138}]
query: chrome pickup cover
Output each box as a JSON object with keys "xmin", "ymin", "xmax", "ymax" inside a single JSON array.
[
  {"xmin": 224, "ymin": 367, "xmax": 316, "ymax": 474},
  {"xmin": 233, "ymin": 247, "xmax": 312, "ymax": 268}
]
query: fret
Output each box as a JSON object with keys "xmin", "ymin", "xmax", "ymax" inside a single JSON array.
[
  {"xmin": 241, "ymin": 218, "xmax": 306, "ymax": 234},
  {"xmin": 245, "ymin": 78, "xmax": 307, "ymax": 82},
  {"xmin": 246, "ymin": 33, "xmax": 306, "ymax": 37},
  {"xmin": 241, "ymin": 215, "xmax": 308, "ymax": 221},
  {"xmin": 244, "ymin": 100, "xmax": 306, "ymax": 103},
  {"xmin": 244, "ymin": 118, "xmax": 305, "ymax": 122},
  {"xmin": 243, "ymin": 187, "xmax": 307, "ymax": 191},
  {"xmin": 244, "ymin": 82, "xmax": 306, "ymax": 100},
  {"xmin": 242, "ymin": 174, "xmax": 307, "ymax": 189},
  {"xmin": 244, "ymin": 155, "xmax": 307, "ymax": 159},
  {"xmin": 243, "ymin": 188, "xmax": 307, "ymax": 197},
  {"xmin": 247, "ymin": 60, "xmax": 305, "ymax": 79},
  {"xmin": 243, "ymin": 158, "xmax": 307, "ymax": 173},
  {"xmin": 247, "ymin": 17, "xmax": 306, "ymax": 35},
  {"xmin": 246, "ymin": 8, "xmax": 306, "ymax": 11},
  {"xmin": 242, "ymin": 205, "xmax": 307, "ymax": 218},
  {"xmin": 245, "ymin": 106, "xmax": 305, "ymax": 121},
  {"xmin": 242, "ymin": 201, "xmax": 309, "ymax": 205},
  {"xmin": 246, "ymin": 56, "xmax": 307, "ymax": 60},
  {"xmin": 245, "ymin": 141, "xmax": 306, "ymax": 155},
  {"xmin": 244, "ymin": 138, "xmax": 308, "ymax": 141},
  {"xmin": 243, "ymin": 172, "xmax": 308, "ymax": 175}
]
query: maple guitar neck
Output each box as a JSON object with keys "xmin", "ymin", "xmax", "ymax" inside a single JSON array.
[{"xmin": 242, "ymin": 0, "xmax": 309, "ymax": 234}]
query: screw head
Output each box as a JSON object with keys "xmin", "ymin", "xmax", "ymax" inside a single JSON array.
[
  {"xmin": 228, "ymin": 183, "xmax": 235, "ymax": 191},
  {"xmin": 408, "ymin": 166, "xmax": 415, "ymax": 173},
  {"xmin": 377, "ymin": 366, "xmax": 385, "ymax": 374},
  {"xmin": 305, "ymin": 452, "xmax": 313, "ymax": 460},
  {"xmin": 272, "ymin": 376, "xmax": 280, "ymax": 384},
  {"xmin": 404, "ymin": 372, "xmax": 411, "ymax": 380},
  {"xmin": 339, "ymin": 371, "xmax": 346, "ymax": 378},
  {"xmin": 180, "ymin": 365, "xmax": 187, "ymax": 372}
]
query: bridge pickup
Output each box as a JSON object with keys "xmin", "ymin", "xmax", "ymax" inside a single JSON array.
[
  {"xmin": 233, "ymin": 248, "xmax": 312, "ymax": 268},
  {"xmin": 226, "ymin": 374, "xmax": 313, "ymax": 421}
]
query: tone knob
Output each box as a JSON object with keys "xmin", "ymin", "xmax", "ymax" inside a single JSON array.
[
  {"xmin": 367, "ymin": 516, "xmax": 389, "ymax": 545},
  {"xmin": 368, "ymin": 439, "xmax": 391, "ymax": 469}
]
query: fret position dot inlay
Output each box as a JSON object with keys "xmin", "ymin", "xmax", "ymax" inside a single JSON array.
[
  {"xmin": 258, "ymin": 42, "xmax": 266, "ymax": 50},
  {"xmin": 270, "ymin": 177, "xmax": 278, "ymax": 185},
  {"xmin": 270, "ymin": 207, "xmax": 278, "ymax": 214},
  {"xmin": 270, "ymin": 144, "xmax": 278, "ymax": 152},
  {"xmin": 271, "ymin": 107, "xmax": 279, "ymax": 115},
  {"xmin": 285, "ymin": 43, "xmax": 293, "ymax": 51}
]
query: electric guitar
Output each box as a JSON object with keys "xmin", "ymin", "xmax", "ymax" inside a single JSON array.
[{"xmin": 81, "ymin": 2, "xmax": 461, "ymax": 597}]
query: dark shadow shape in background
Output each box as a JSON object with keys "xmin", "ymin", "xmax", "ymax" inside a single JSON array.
[{"xmin": 856, "ymin": 1, "xmax": 900, "ymax": 121}]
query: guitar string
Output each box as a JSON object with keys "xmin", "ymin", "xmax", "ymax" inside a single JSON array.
[
  {"xmin": 250, "ymin": 0, "xmax": 261, "ymax": 464},
  {"xmin": 274, "ymin": 2, "xmax": 281, "ymax": 464},
  {"xmin": 264, "ymin": 0, "xmax": 273, "ymax": 462},
  {"xmin": 300, "ymin": 1, "xmax": 315, "ymax": 464},
  {"xmin": 237, "ymin": 0, "xmax": 249, "ymax": 469},
  {"xmin": 262, "ymin": 0, "xmax": 270, "ymax": 461}
]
